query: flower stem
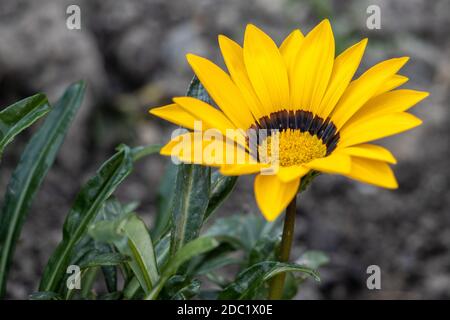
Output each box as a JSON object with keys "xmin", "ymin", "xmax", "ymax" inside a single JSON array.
[{"xmin": 268, "ymin": 196, "xmax": 297, "ymax": 300}]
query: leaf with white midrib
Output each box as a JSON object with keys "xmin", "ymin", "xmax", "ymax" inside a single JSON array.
[
  {"xmin": 169, "ymin": 75, "xmax": 212, "ymax": 258},
  {"xmin": 39, "ymin": 146, "xmax": 133, "ymax": 292},
  {"xmin": 0, "ymin": 93, "xmax": 51, "ymax": 157},
  {"xmin": 0, "ymin": 82, "xmax": 85, "ymax": 298}
]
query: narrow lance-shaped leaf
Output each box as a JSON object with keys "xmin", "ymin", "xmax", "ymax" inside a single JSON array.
[
  {"xmin": 89, "ymin": 213, "xmax": 159, "ymax": 295},
  {"xmin": 61, "ymin": 151, "xmax": 157, "ymax": 297},
  {"xmin": 156, "ymin": 232, "xmax": 171, "ymax": 269},
  {"xmin": 95, "ymin": 198, "xmax": 136, "ymax": 292},
  {"xmin": 39, "ymin": 145, "xmax": 133, "ymax": 292},
  {"xmin": 170, "ymin": 164, "xmax": 211, "ymax": 257},
  {"xmin": 70, "ymin": 197, "xmax": 139, "ymax": 293},
  {"xmin": 151, "ymin": 162, "xmax": 178, "ymax": 241},
  {"xmin": 0, "ymin": 82, "xmax": 85, "ymax": 298},
  {"xmin": 121, "ymin": 215, "xmax": 159, "ymax": 293},
  {"xmin": 282, "ymin": 250, "xmax": 330, "ymax": 299},
  {"xmin": 77, "ymin": 252, "xmax": 129, "ymax": 269},
  {"xmin": 0, "ymin": 93, "xmax": 51, "ymax": 157},
  {"xmin": 70, "ymin": 144, "xmax": 160, "ymax": 299},
  {"xmin": 218, "ymin": 261, "xmax": 320, "ymax": 300},
  {"xmin": 153, "ymin": 167, "xmax": 237, "ymax": 244},
  {"xmin": 122, "ymin": 231, "xmax": 172, "ymax": 299},
  {"xmin": 169, "ymin": 75, "xmax": 213, "ymax": 257}
]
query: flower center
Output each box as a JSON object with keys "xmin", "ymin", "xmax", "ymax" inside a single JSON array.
[
  {"xmin": 258, "ymin": 129, "xmax": 327, "ymax": 166},
  {"xmin": 249, "ymin": 109, "xmax": 340, "ymax": 167}
]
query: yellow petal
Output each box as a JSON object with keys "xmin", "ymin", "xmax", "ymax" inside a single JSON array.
[
  {"xmin": 218, "ymin": 35, "xmax": 266, "ymax": 119},
  {"xmin": 340, "ymin": 144, "xmax": 397, "ymax": 164},
  {"xmin": 149, "ymin": 104, "xmax": 197, "ymax": 130},
  {"xmin": 186, "ymin": 54, "xmax": 254, "ymax": 129},
  {"xmin": 289, "ymin": 19, "xmax": 335, "ymax": 113},
  {"xmin": 243, "ymin": 24, "xmax": 290, "ymax": 114},
  {"xmin": 173, "ymin": 97, "xmax": 237, "ymax": 135},
  {"xmin": 373, "ymin": 74, "xmax": 409, "ymax": 97},
  {"xmin": 160, "ymin": 132, "xmax": 209, "ymax": 165},
  {"xmin": 317, "ymin": 38, "xmax": 367, "ymax": 119},
  {"xmin": 279, "ymin": 29, "xmax": 304, "ymax": 83},
  {"xmin": 254, "ymin": 174, "xmax": 300, "ymax": 221},
  {"xmin": 345, "ymin": 157, "xmax": 398, "ymax": 189},
  {"xmin": 304, "ymin": 152, "xmax": 351, "ymax": 174},
  {"xmin": 277, "ymin": 165, "xmax": 310, "ymax": 182},
  {"xmin": 339, "ymin": 112, "xmax": 422, "ymax": 148},
  {"xmin": 161, "ymin": 132, "xmax": 249, "ymax": 166},
  {"xmin": 331, "ymin": 57, "xmax": 409, "ymax": 129},
  {"xmin": 220, "ymin": 163, "xmax": 267, "ymax": 176},
  {"xmin": 343, "ymin": 89, "xmax": 429, "ymax": 128}
]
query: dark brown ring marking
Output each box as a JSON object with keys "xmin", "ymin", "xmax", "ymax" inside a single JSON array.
[{"xmin": 248, "ymin": 109, "xmax": 340, "ymax": 155}]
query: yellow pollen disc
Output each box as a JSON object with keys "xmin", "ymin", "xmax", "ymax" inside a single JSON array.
[{"xmin": 258, "ymin": 130, "xmax": 327, "ymax": 167}]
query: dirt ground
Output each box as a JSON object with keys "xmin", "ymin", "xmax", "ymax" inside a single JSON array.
[{"xmin": 0, "ymin": 0, "xmax": 448, "ymax": 299}]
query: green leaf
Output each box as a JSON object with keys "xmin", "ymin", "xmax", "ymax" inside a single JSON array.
[
  {"xmin": 89, "ymin": 213, "xmax": 159, "ymax": 295},
  {"xmin": 186, "ymin": 75, "xmax": 214, "ymax": 105},
  {"xmin": 248, "ymin": 234, "xmax": 280, "ymax": 266},
  {"xmin": 39, "ymin": 145, "xmax": 133, "ymax": 293},
  {"xmin": 79, "ymin": 267, "xmax": 99, "ymax": 299},
  {"xmin": 116, "ymin": 232, "xmax": 168, "ymax": 298},
  {"xmin": 0, "ymin": 82, "xmax": 85, "ymax": 298},
  {"xmin": 102, "ymin": 263, "xmax": 118, "ymax": 294},
  {"xmin": 194, "ymin": 252, "xmax": 241, "ymax": 276},
  {"xmin": 153, "ymin": 168, "xmax": 236, "ymax": 245},
  {"xmin": 160, "ymin": 275, "xmax": 200, "ymax": 300},
  {"xmin": 97, "ymin": 198, "xmax": 139, "ymax": 292},
  {"xmin": 146, "ymin": 236, "xmax": 219, "ymax": 300},
  {"xmin": 169, "ymin": 75, "xmax": 213, "ymax": 257},
  {"xmin": 155, "ymin": 232, "xmax": 171, "ymax": 269},
  {"xmin": 281, "ymin": 272, "xmax": 299, "ymax": 300},
  {"xmin": 205, "ymin": 171, "xmax": 238, "ymax": 219},
  {"xmin": 78, "ymin": 252, "xmax": 129, "ymax": 269},
  {"xmin": 119, "ymin": 215, "xmax": 159, "ymax": 294},
  {"xmin": 98, "ymin": 291, "xmax": 122, "ymax": 300},
  {"xmin": 151, "ymin": 162, "xmax": 178, "ymax": 241},
  {"xmin": 69, "ymin": 197, "xmax": 135, "ymax": 294},
  {"xmin": 0, "ymin": 93, "xmax": 51, "ymax": 156},
  {"xmin": 170, "ymin": 164, "xmax": 211, "ymax": 257},
  {"xmin": 166, "ymin": 237, "xmax": 219, "ymax": 282},
  {"xmin": 123, "ymin": 277, "xmax": 142, "ymax": 300},
  {"xmin": 29, "ymin": 291, "xmax": 61, "ymax": 300},
  {"xmin": 281, "ymin": 251, "xmax": 330, "ymax": 299},
  {"xmin": 218, "ymin": 261, "xmax": 319, "ymax": 300},
  {"xmin": 204, "ymin": 213, "xmax": 281, "ymax": 252},
  {"xmin": 186, "ymin": 241, "xmax": 239, "ymax": 278}
]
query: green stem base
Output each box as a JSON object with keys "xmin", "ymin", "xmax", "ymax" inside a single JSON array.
[{"xmin": 268, "ymin": 196, "xmax": 297, "ymax": 300}]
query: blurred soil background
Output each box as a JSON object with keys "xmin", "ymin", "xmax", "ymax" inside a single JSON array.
[{"xmin": 0, "ymin": 0, "xmax": 448, "ymax": 299}]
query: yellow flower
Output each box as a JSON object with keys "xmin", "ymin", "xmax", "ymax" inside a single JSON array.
[{"xmin": 150, "ymin": 20, "xmax": 428, "ymax": 221}]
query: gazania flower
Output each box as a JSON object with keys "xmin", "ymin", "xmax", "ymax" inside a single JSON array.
[{"xmin": 150, "ymin": 20, "xmax": 428, "ymax": 221}]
